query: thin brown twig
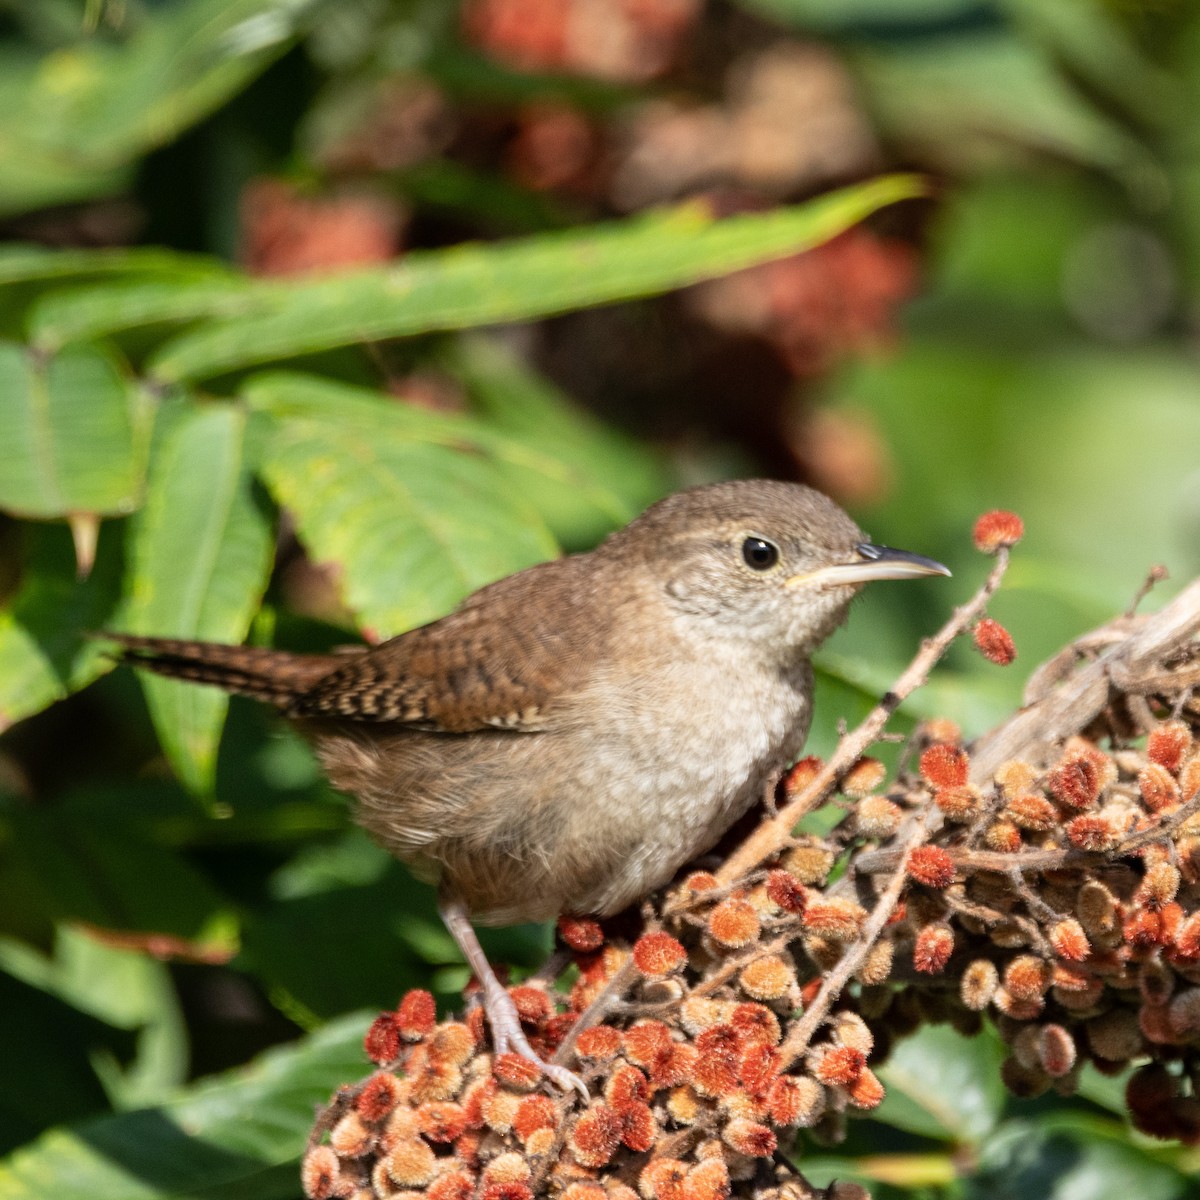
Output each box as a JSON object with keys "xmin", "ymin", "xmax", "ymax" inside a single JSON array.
[
  {"xmin": 777, "ymin": 813, "xmax": 930, "ymax": 1071},
  {"xmin": 717, "ymin": 549, "xmax": 1012, "ymax": 885},
  {"xmin": 856, "ymin": 788, "xmax": 1200, "ymax": 876},
  {"xmin": 551, "ymin": 955, "xmax": 639, "ymax": 1071}
]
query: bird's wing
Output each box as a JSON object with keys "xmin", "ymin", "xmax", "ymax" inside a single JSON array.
[{"xmin": 286, "ymin": 559, "xmax": 599, "ymax": 733}]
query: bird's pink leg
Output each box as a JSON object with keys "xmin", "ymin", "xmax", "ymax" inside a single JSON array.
[{"xmin": 438, "ymin": 895, "xmax": 589, "ymax": 1100}]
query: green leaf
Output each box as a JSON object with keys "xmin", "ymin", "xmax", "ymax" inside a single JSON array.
[
  {"xmin": 0, "ymin": 1012, "xmax": 370, "ymax": 1200},
  {"xmin": 147, "ymin": 175, "xmax": 927, "ymax": 381},
  {"xmin": 246, "ymin": 373, "xmax": 562, "ymax": 635},
  {"xmin": 28, "ymin": 277, "xmax": 251, "ymax": 352},
  {"xmin": 0, "ymin": 0, "xmax": 320, "ymax": 217},
  {"xmin": 851, "ymin": 33, "xmax": 1156, "ymax": 187},
  {"xmin": 445, "ymin": 334, "xmax": 670, "ymax": 545},
  {"xmin": 877, "ymin": 1024, "xmax": 1007, "ymax": 1143},
  {"xmin": 0, "ymin": 521, "xmax": 124, "ymax": 730},
  {"xmin": 0, "ymin": 927, "xmax": 188, "ymax": 1112},
  {"xmin": 122, "ymin": 400, "xmax": 275, "ymax": 794},
  {"xmin": 733, "ymin": 0, "xmax": 980, "ymax": 31},
  {"xmin": 970, "ymin": 1115, "xmax": 1189, "ymax": 1200},
  {"xmin": 0, "ymin": 244, "xmax": 230, "ymax": 287},
  {"xmin": 0, "ymin": 341, "xmax": 152, "ymax": 519}
]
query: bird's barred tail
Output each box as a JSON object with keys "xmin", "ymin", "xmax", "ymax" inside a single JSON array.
[{"xmin": 104, "ymin": 633, "xmax": 344, "ymax": 709}]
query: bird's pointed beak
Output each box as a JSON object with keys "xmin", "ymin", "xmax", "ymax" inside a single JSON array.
[{"xmin": 787, "ymin": 543, "xmax": 951, "ymax": 589}]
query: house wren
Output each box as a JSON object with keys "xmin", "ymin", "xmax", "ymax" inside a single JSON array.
[{"xmin": 112, "ymin": 479, "xmax": 948, "ymax": 1095}]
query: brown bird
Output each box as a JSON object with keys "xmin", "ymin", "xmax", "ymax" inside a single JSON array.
[{"xmin": 111, "ymin": 479, "xmax": 948, "ymax": 1095}]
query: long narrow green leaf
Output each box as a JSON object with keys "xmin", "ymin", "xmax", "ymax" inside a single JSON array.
[
  {"xmin": 0, "ymin": 244, "xmax": 230, "ymax": 287},
  {"xmin": 0, "ymin": 1013, "xmax": 370, "ymax": 1200},
  {"xmin": 122, "ymin": 401, "xmax": 275, "ymax": 794},
  {"xmin": 246, "ymin": 376, "xmax": 561, "ymax": 636},
  {"xmin": 148, "ymin": 174, "xmax": 926, "ymax": 381},
  {"xmin": 29, "ymin": 277, "xmax": 263, "ymax": 356},
  {"xmin": 0, "ymin": 341, "xmax": 152, "ymax": 518}
]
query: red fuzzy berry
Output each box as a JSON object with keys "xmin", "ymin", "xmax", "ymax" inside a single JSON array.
[
  {"xmin": 513, "ymin": 1093, "xmax": 557, "ymax": 1142},
  {"xmin": 920, "ymin": 743, "xmax": 969, "ymax": 788},
  {"xmin": 356, "ymin": 1072, "xmax": 402, "ymax": 1123},
  {"xmin": 707, "ymin": 898, "xmax": 761, "ymax": 948},
  {"xmin": 570, "ymin": 1104, "xmax": 622, "ymax": 1168},
  {"xmin": 765, "ymin": 869, "xmax": 807, "ymax": 913},
  {"xmin": 973, "ymin": 510, "xmax": 1024, "ymax": 553},
  {"xmin": 481, "ymin": 1183, "xmax": 533, "ymax": 1200},
  {"xmin": 1147, "ymin": 721, "xmax": 1192, "ymax": 773},
  {"xmin": 493, "ymin": 1052, "xmax": 542, "ymax": 1090},
  {"xmin": 815, "ymin": 1045, "xmax": 865, "ymax": 1086},
  {"xmin": 1049, "ymin": 918, "xmax": 1089, "ymax": 962},
  {"xmin": 692, "ymin": 1025, "xmax": 742, "ymax": 1096},
  {"xmin": 723, "ymin": 1118, "xmax": 776, "ymax": 1157},
  {"xmin": 429, "ymin": 1171, "xmax": 476, "ymax": 1200},
  {"xmin": 397, "ymin": 989, "xmax": 436, "ymax": 1040},
  {"xmin": 974, "ymin": 617, "xmax": 1016, "ymax": 665},
  {"xmin": 913, "ymin": 923, "xmax": 954, "ymax": 974},
  {"xmin": 1065, "ymin": 814, "xmax": 1117, "ymax": 850},
  {"xmin": 731, "ymin": 1002, "xmax": 781, "ymax": 1046},
  {"xmin": 633, "ymin": 931, "xmax": 687, "ymax": 976},
  {"xmin": 419, "ymin": 1100, "xmax": 468, "ymax": 1142},
  {"xmin": 606, "ymin": 1064, "xmax": 651, "ymax": 1107},
  {"xmin": 784, "ymin": 756, "xmax": 823, "ymax": 796},
  {"xmin": 1048, "ymin": 749, "xmax": 1108, "ymax": 809},
  {"xmin": 509, "ymin": 985, "xmax": 552, "ymax": 1026},
  {"xmin": 558, "ymin": 916, "xmax": 605, "ymax": 953},
  {"xmin": 365, "ymin": 1013, "xmax": 401, "ymax": 1064},
  {"xmin": 1004, "ymin": 955, "xmax": 1050, "ymax": 1001},
  {"xmin": 739, "ymin": 1041, "xmax": 781, "ymax": 1095},
  {"xmin": 683, "ymin": 1156, "xmax": 730, "ymax": 1200},
  {"xmin": 847, "ymin": 1067, "xmax": 885, "ymax": 1110},
  {"xmin": 618, "ymin": 1101, "xmax": 657, "ymax": 1152},
  {"xmin": 906, "ymin": 845, "xmax": 955, "ymax": 888},
  {"xmin": 1139, "ymin": 763, "xmax": 1180, "ymax": 813},
  {"xmin": 576, "ymin": 1025, "xmax": 623, "ymax": 1060}
]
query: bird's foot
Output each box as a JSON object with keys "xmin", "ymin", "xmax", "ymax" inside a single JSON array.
[
  {"xmin": 486, "ymin": 987, "xmax": 589, "ymax": 1101},
  {"xmin": 438, "ymin": 893, "xmax": 588, "ymax": 1100}
]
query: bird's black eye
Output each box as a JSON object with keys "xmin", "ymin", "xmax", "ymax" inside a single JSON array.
[{"xmin": 742, "ymin": 536, "xmax": 779, "ymax": 570}]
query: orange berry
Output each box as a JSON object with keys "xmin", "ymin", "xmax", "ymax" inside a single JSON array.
[
  {"xmin": 707, "ymin": 898, "xmax": 761, "ymax": 948},
  {"xmin": 920, "ymin": 743, "xmax": 969, "ymax": 788},
  {"xmin": 906, "ymin": 845, "xmax": 955, "ymax": 888},
  {"xmin": 633, "ymin": 931, "xmax": 687, "ymax": 976},
  {"xmin": 973, "ymin": 509, "xmax": 1024, "ymax": 553},
  {"xmin": 913, "ymin": 923, "xmax": 954, "ymax": 974},
  {"xmin": 974, "ymin": 617, "xmax": 1016, "ymax": 665}
]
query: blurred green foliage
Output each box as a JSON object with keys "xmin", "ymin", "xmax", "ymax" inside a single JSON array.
[{"xmin": 1, "ymin": 0, "xmax": 1199, "ymax": 1197}]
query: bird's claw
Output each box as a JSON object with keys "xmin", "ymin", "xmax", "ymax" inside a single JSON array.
[{"xmin": 492, "ymin": 1027, "xmax": 590, "ymax": 1101}]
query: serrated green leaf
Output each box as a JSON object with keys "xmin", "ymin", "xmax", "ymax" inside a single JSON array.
[
  {"xmin": 0, "ymin": 341, "xmax": 152, "ymax": 519},
  {"xmin": 0, "ymin": 521, "xmax": 124, "ymax": 730},
  {"xmin": 122, "ymin": 401, "xmax": 275, "ymax": 794},
  {"xmin": 148, "ymin": 175, "xmax": 927, "ymax": 382},
  {"xmin": 248, "ymin": 375, "xmax": 560, "ymax": 636},
  {"xmin": 0, "ymin": 1012, "xmax": 370, "ymax": 1200}
]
